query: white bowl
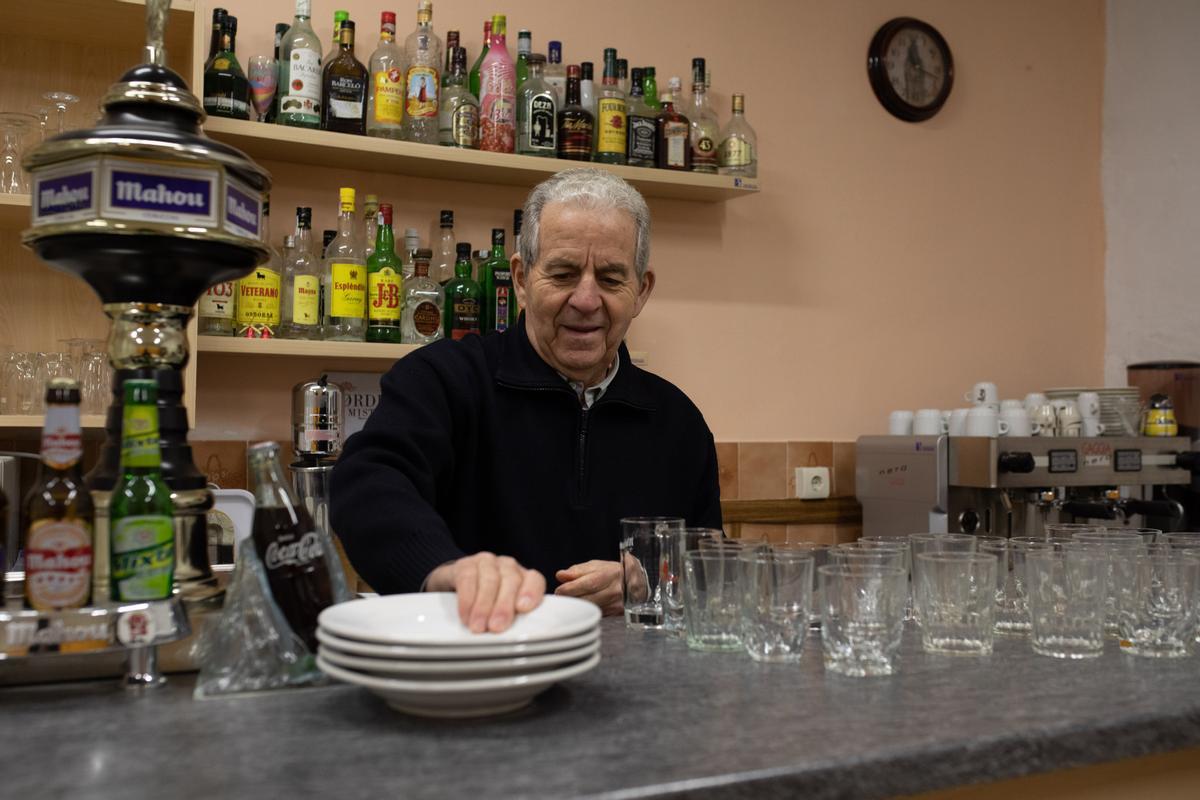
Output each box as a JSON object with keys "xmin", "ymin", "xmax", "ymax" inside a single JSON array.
[
  {"xmin": 316, "ymin": 651, "xmax": 601, "ymax": 718},
  {"xmin": 317, "ymin": 593, "xmax": 601, "ymax": 646},
  {"xmin": 315, "ymin": 626, "xmax": 600, "ymax": 660},
  {"xmin": 318, "ymin": 638, "xmax": 601, "ymax": 679}
]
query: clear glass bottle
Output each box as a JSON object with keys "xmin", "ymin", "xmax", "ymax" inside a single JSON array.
[
  {"xmin": 479, "ymin": 14, "xmax": 516, "ymax": 153},
  {"xmin": 667, "ymin": 75, "xmax": 682, "ymax": 106},
  {"xmin": 401, "ymin": 227, "xmax": 420, "ymax": 279},
  {"xmin": 595, "ymin": 48, "xmax": 627, "ymax": 165},
  {"xmin": 626, "ymin": 67, "xmax": 656, "ymax": 168},
  {"xmin": 322, "ymin": 21, "xmax": 368, "ymax": 134},
  {"xmin": 545, "ymin": 41, "xmax": 565, "ymax": 106},
  {"xmin": 277, "ymin": 0, "xmax": 323, "ymax": 129},
  {"xmin": 323, "ymin": 187, "xmax": 367, "ymax": 341},
  {"xmin": 439, "ymin": 46, "xmax": 479, "ymax": 148},
  {"xmin": 367, "ymin": 203, "xmax": 404, "ymax": 343},
  {"xmin": 442, "ymin": 29, "xmax": 459, "ymax": 88},
  {"xmin": 434, "ymin": 210, "xmax": 456, "ymax": 285},
  {"xmin": 516, "ymin": 30, "xmax": 532, "ymax": 90},
  {"xmin": 198, "ymin": 280, "xmax": 236, "ymax": 335},
  {"xmin": 362, "ymin": 194, "xmax": 379, "ymax": 259},
  {"xmin": 280, "ymin": 207, "xmax": 323, "ymax": 340},
  {"xmin": 401, "ymin": 0, "xmax": 443, "ymax": 145},
  {"xmin": 688, "ymin": 57, "xmax": 719, "ymax": 174},
  {"xmin": 556, "ymin": 64, "xmax": 593, "ymax": 161},
  {"xmin": 236, "ymin": 199, "xmax": 282, "ymax": 337},
  {"xmin": 366, "ymin": 11, "xmax": 404, "ymax": 139},
  {"xmin": 281, "ymin": 233, "xmax": 296, "ymax": 266},
  {"xmin": 616, "ymin": 58, "xmax": 630, "ymax": 97},
  {"xmin": 719, "ymin": 93, "xmax": 757, "ymax": 178},
  {"xmin": 401, "ymin": 249, "xmax": 444, "ymax": 344},
  {"xmin": 518, "ymin": 54, "xmax": 557, "ymax": 158}
]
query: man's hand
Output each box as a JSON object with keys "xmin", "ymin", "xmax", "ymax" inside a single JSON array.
[
  {"xmin": 424, "ymin": 552, "xmax": 546, "ymax": 633},
  {"xmin": 554, "ymin": 559, "xmax": 628, "ymax": 616}
]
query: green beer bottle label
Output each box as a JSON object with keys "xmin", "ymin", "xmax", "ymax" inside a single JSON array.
[
  {"xmin": 121, "ymin": 404, "xmax": 162, "ymax": 468},
  {"xmin": 111, "ymin": 515, "xmax": 175, "ymax": 601}
]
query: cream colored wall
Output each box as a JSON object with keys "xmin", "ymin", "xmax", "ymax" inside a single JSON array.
[{"xmin": 192, "ymin": 0, "xmax": 1107, "ymax": 443}]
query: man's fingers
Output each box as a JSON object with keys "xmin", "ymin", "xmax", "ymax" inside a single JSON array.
[
  {"xmin": 468, "ymin": 554, "xmax": 499, "ymax": 633},
  {"xmin": 487, "ymin": 558, "xmax": 523, "ymax": 632},
  {"xmin": 517, "ymin": 569, "xmax": 546, "ymax": 613},
  {"xmin": 455, "ymin": 559, "xmax": 477, "ymax": 627}
]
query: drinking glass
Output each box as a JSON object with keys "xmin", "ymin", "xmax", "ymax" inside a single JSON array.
[
  {"xmin": 0, "ymin": 111, "xmax": 36, "ymax": 194},
  {"xmin": 683, "ymin": 550, "xmax": 742, "ymax": 651},
  {"xmin": 43, "ymin": 92, "xmax": 79, "ymax": 134},
  {"xmin": 1067, "ymin": 537, "xmax": 1143, "ymax": 635},
  {"xmin": 738, "ymin": 550, "xmax": 814, "ymax": 662},
  {"xmin": 832, "ymin": 547, "xmax": 906, "ymax": 569},
  {"xmin": 979, "ymin": 538, "xmax": 1052, "ymax": 634},
  {"xmin": 1025, "ymin": 550, "xmax": 1108, "ymax": 659},
  {"xmin": 37, "ymin": 351, "xmax": 73, "ymax": 384},
  {"xmin": 80, "ymin": 350, "xmax": 111, "ymax": 415},
  {"xmin": 1164, "ymin": 532, "xmax": 1200, "ymax": 550},
  {"xmin": 661, "ymin": 527, "xmax": 722, "ymax": 635},
  {"xmin": 6, "ymin": 352, "xmax": 39, "ymax": 414},
  {"xmin": 776, "ymin": 541, "xmax": 831, "ymax": 626},
  {"xmin": 619, "ymin": 516, "xmax": 684, "ymax": 629},
  {"xmin": 1098, "ymin": 527, "xmax": 1160, "ymax": 545},
  {"xmin": 914, "ymin": 552, "xmax": 997, "ymax": 655},
  {"xmin": 908, "ymin": 533, "xmax": 977, "ymax": 623},
  {"xmin": 1044, "ymin": 522, "xmax": 1101, "ymax": 538},
  {"xmin": 247, "ymin": 56, "xmax": 279, "ymax": 122},
  {"xmin": 1118, "ymin": 553, "xmax": 1200, "ymax": 658},
  {"xmin": 32, "ymin": 107, "xmax": 51, "ymax": 141},
  {"xmin": 818, "ymin": 564, "xmax": 907, "ymax": 676}
]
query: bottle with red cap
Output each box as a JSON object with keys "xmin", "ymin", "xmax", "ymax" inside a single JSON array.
[{"xmin": 367, "ymin": 10, "xmax": 404, "ymax": 139}]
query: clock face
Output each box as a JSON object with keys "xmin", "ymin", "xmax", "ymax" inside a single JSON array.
[{"xmin": 883, "ymin": 27, "xmax": 946, "ymax": 108}]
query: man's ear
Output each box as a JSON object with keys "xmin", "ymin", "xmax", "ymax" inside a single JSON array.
[
  {"xmin": 513, "ymin": 254, "xmax": 528, "ymax": 308},
  {"xmin": 632, "ymin": 269, "xmax": 655, "ymax": 318}
]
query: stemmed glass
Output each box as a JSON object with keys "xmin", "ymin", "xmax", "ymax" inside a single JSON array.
[
  {"xmin": 0, "ymin": 111, "xmax": 36, "ymax": 194},
  {"xmin": 247, "ymin": 56, "xmax": 279, "ymax": 123},
  {"xmin": 32, "ymin": 107, "xmax": 51, "ymax": 141},
  {"xmin": 43, "ymin": 92, "xmax": 79, "ymax": 134}
]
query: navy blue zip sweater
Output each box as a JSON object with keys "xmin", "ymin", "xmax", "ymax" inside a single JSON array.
[{"xmin": 329, "ymin": 315, "xmax": 723, "ymax": 594}]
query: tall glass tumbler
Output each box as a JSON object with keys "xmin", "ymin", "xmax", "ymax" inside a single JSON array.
[
  {"xmin": 1118, "ymin": 553, "xmax": 1200, "ymax": 658},
  {"xmin": 1066, "ymin": 538, "xmax": 1143, "ymax": 636},
  {"xmin": 818, "ymin": 564, "xmax": 908, "ymax": 676},
  {"xmin": 914, "ymin": 552, "xmax": 997, "ymax": 655},
  {"xmin": 1026, "ymin": 550, "xmax": 1108, "ymax": 659},
  {"xmin": 620, "ymin": 517, "xmax": 685, "ymax": 629},
  {"xmin": 908, "ymin": 533, "xmax": 977, "ymax": 623},
  {"xmin": 738, "ymin": 550, "xmax": 814, "ymax": 662},
  {"xmin": 979, "ymin": 538, "xmax": 1052, "ymax": 634},
  {"xmin": 662, "ymin": 527, "xmax": 722, "ymax": 635},
  {"xmin": 683, "ymin": 550, "xmax": 743, "ymax": 651}
]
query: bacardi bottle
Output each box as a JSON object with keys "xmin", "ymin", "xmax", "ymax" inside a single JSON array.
[{"xmin": 277, "ymin": 0, "xmax": 323, "ymax": 129}]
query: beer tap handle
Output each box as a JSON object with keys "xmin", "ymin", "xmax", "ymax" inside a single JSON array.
[
  {"xmin": 1118, "ymin": 498, "xmax": 1185, "ymax": 523},
  {"xmin": 1058, "ymin": 500, "xmax": 1117, "ymax": 520},
  {"xmin": 1175, "ymin": 452, "xmax": 1200, "ymax": 473},
  {"xmin": 144, "ymin": 0, "xmax": 170, "ymax": 67}
]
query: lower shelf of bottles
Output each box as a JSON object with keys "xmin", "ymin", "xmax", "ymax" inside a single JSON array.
[
  {"xmin": 0, "ymin": 414, "xmax": 107, "ymax": 430},
  {"xmin": 196, "ymin": 335, "xmax": 422, "ymax": 360}
]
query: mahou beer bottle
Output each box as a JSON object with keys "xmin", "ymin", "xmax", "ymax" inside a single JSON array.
[
  {"xmin": 247, "ymin": 441, "xmax": 334, "ymax": 651},
  {"xmin": 24, "ymin": 378, "xmax": 94, "ymax": 610}
]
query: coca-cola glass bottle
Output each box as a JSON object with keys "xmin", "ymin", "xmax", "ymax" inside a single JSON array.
[{"xmin": 247, "ymin": 441, "xmax": 335, "ymax": 651}]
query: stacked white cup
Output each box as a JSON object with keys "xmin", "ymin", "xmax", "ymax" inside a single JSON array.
[{"xmin": 1077, "ymin": 392, "xmax": 1105, "ymax": 437}]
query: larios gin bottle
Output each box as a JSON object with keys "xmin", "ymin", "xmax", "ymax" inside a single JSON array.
[
  {"xmin": 323, "ymin": 188, "xmax": 367, "ymax": 341},
  {"xmin": 478, "ymin": 14, "xmax": 515, "ymax": 153},
  {"xmin": 277, "ymin": 0, "xmax": 323, "ymax": 128}
]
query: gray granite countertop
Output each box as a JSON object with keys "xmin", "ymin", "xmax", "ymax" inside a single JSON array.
[{"xmin": 4, "ymin": 618, "xmax": 1200, "ymax": 799}]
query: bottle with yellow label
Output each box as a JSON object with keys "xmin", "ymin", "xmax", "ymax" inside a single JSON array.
[
  {"xmin": 366, "ymin": 11, "xmax": 404, "ymax": 139},
  {"xmin": 594, "ymin": 47, "xmax": 627, "ymax": 165},
  {"xmin": 279, "ymin": 206, "xmax": 323, "ymax": 340},
  {"xmin": 367, "ymin": 203, "xmax": 404, "ymax": 343},
  {"xmin": 323, "ymin": 187, "xmax": 367, "ymax": 341},
  {"xmin": 236, "ymin": 197, "xmax": 281, "ymax": 337}
]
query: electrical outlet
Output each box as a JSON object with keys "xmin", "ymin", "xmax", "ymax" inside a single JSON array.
[{"xmin": 795, "ymin": 467, "xmax": 831, "ymax": 500}]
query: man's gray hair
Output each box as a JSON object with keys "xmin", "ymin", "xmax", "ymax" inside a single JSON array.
[{"xmin": 519, "ymin": 168, "xmax": 651, "ymax": 280}]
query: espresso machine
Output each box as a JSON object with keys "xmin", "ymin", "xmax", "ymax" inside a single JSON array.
[
  {"xmin": 290, "ymin": 376, "xmax": 344, "ymax": 544},
  {"xmin": 857, "ymin": 435, "xmax": 1197, "ymax": 539}
]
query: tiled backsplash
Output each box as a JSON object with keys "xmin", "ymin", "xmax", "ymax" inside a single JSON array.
[{"xmin": 717, "ymin": 441, "xmax": 856, "ymax": 500}]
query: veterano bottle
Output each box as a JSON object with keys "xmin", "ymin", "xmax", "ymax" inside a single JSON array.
[{"xmin": 248, "ymin": 441, "xmax": 334, "ymax": 651}]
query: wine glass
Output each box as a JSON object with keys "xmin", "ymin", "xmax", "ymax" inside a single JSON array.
[
  {"xmin": 32, "ymin": 107, "xmax": 51, "ymax": 141},
  {"xmin": 0, "ymin": 111, "xmax": 36, "ymax": 194},
  {"xmin": 247, "ymin": 56, "xmax": 279, "ymax": 123},
  {"xmin": 43, "ymin": 92, "xmax": 79, "ymax": 134}
]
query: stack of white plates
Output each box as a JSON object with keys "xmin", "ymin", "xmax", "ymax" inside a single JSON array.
[
  {"xmin": 315, "ymin": 593, "xmax": 601, "ymax": 718},
  {"xmin": 1045, "ymin": 386, "xmax": 1142, "ymax": 436}
]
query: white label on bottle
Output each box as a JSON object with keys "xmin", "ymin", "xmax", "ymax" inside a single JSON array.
[
  {"xmin": 200, "ymin": 281, "xmax": 236, "ymax": 318},
  {"xmin": 280, "ymin": 48, "xmax": 322, "ymax": 117},
  {"xmin": 329, "ymin": 98, "xmax": 364, "ymax": 118}
]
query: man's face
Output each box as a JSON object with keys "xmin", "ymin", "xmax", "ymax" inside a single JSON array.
[{"xmin": 514, "ymin": 202, "xmax": 655, "ymax": 386}]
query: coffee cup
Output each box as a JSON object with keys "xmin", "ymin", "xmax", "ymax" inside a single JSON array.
[
  {"xmin": 1031, "ymin": 403, "xmax": 1058, "ymax": 437},
  {"xmin": 1057, "ymin": 402, "xmax": 1082, "ymax": 437},
  {"xmin": 948, "ymin": 408, "xmax": 971, "ymax": 436},
  {"xmin": 888, "ymin": 410, "xmax": 914, "ymax": 436},
  {"xmin": 965, "ymin": 406, "xmax": 1009, "ymax": 437},
  {"xmin": 913, "ymin": 408, "xmax": 947, "ymax": 436},
  {"xmin": 1077, "ymin": 392, "xmax": 1101, "ymax": 421},
  {"xmin": 1083, "ymin": 418, "xmax": 1106, "ymax": 437},
  {"xmin": 964, "ymin": 382, "xmax": 999, "ymax": 409},
  {"xmin": 1001, "ymin": 408, "xmax": 1033, "ymax": 436},
  {"xmin": 1024, "ymin": 392, "xmax": 1048, "ymax": 412},
  {"xmin": 1000, "ymin": 399, "xmax": 1024, "ymax": 413}
]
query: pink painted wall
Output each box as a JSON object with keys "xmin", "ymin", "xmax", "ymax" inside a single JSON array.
[{"xmin": 193, "ymin": 0, "xmax": 1106, "ymax": 443}]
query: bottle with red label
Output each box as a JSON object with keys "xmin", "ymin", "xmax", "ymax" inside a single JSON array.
[{"xmin": 23, "ymin": 378, "xmax": 94, "ymax": 610}]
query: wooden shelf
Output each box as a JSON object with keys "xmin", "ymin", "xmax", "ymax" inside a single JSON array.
[
  {"xmin": 0, "ymin": 414, "xmax": 107, "ymax": 430},
  {"xmin": 197, "ymin": 335, "xmax": 420, "ymax": 361},
  {"xmin": 0, "ymin": 195, "xmax": 31, "ymax": 230},
  {"xmin": 203, "ymin": 118, "xmax": 760, "ymax": 202},
  {"xmin": 14, "ymin": 0, "xmax": 194, "ymax": 54}
]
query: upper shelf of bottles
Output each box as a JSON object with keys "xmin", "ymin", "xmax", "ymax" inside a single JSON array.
[
  {"xmin": 202, "ymin": 119, "xmax": 759, "ymax": 202},
  {"xmin": 17, "ymin": 0, "xmax": 194, "ymax": 53}
]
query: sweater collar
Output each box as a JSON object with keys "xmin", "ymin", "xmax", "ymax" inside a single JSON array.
[{"xmin": 496, "ymin": 314, "xmax": 656, "ymax": 410}]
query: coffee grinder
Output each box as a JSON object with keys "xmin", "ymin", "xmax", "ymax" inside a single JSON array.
[{"xmin": 290, "ymin": 376, "xmax": 344, "ymax": 543}]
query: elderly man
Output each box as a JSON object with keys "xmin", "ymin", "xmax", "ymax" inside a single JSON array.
[{"xmin": 330, "ymin": 168, "xmax": 722, "ymax": 632}]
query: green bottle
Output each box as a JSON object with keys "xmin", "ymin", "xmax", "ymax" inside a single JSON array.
[
  {"xmin": 515, "ymin": 29, "xmax": 531, "ymax": 91},
  {"xmin": 469, "ymin": 18, "xmax": 491, "ymax": 100},
  {"xmin": 366, "ymin": 202, "xmax": 403, "ymax": 343},
  {"xmin": 444, "ymin": 242, "xmax": 482, "ymax": 340},
  {"xmin": 109, "ymin": 379, "xmax": 175, "ymax": 602},
  {"xmin": 643, "ymin": 66, "xmax": 661, "ymax": 111},
  {"xmin": 480, "ymin": 228, "xmax": 516, "ymax": 334}
]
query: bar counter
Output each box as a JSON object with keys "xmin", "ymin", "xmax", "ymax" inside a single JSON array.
[{"xmin": 5, "ymin": 617, "xmax": 1200, "ymax": 799}]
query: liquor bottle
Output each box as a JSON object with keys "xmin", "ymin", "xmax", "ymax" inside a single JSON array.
[
  {"xmin": 444, "ymin": 242, "xmax": 482, "ymax": 340},
  {"xmin": 320, "ymin": 229, "xmax": 336, "ymax": 328},
  {"xmin": 207, "ymin": 8, "xmax": 228, "ymax": 63},
  {"xmin": 278, "ymin": 0, "xmax": 324, "ymax": 129},
  {"xmin": 580, "ymin": 61, "xmax": 595, "ymax": 117},
  {"xmin": 643, "ymin": 66, "xmax": 661, "ymax": 112},
  {"xmin": 324, "ymin": 187, "xmax": 367, "ymax": 341},
  {"xmin": 363, "ymin": 194, "xmax": 379, "ymax": 259},
  {"xmin": 400, "ymin": 0, "xmax": 443, "ymax": 145},
  {"xmin": 688, "ymin": 58, "xmax": 720, "ymax": 174},
  {"xmin": 719, "ymin": 93, "xmax": 757, "ymax": 178},
  {"xmin": 479, "ymin": 14, "xmax": 516, "ymax": 153},
  {"xmin": 322, "ymin": 21, "xmax": 368, "ymax": 134},
  {"xmin": 248, "ymin": 441, "xmax": 335, "ymax": 652},
  {"xmin": 595, "ymin": 48, "xmax": 627, "ymax": 165},
  {"xmin": 109, "ymin": 379, "xmax": 174, "ymax": 602},
  {"xmin": 266, "ymin": 22, "xmax": 289, "ymax": 123},
  {"xmin": 402, "ymin": 249, "xmax": 444, "ymax": 344},
  {"xmin": 367, "ymin": 204, "xmax": 404, "ymax": 343},
  {"xmin": 236, "ymin": 199, "xmax": 282, "ymax": 337},
  {"xmin": 442, "ymin": 29, "xmax": 459, "ymax": 88},
  {"xmin": 516, "ymin": 30, "xmax": 532, "ymax": 90},
  {"xmin": 401, "ymin": 227, "xmax": 420, "ymax": 278},
  {"xmin": 473, "ymin": 247, "xmax": 489, "ymax": 283},
  {"xmin": 365, "ymin": 11, "xmax": 404, "ymax": 139},
  {"xmin": 480, "ymin": 228, "xmax": 516, "ymax": 334},
  {"xmin": 439, "ymin": 47, "xmax": 479, "ymax": 148},
  {"xmin": 279, "ymin": 207, "xmax": 322, "ymax": 340},
  {"xmin": 198, "ymin": 280, "xmax": 236, "ymax": 335},
  {"xmin": 23, "ymin": 378, "xmax": 94, "ymax": 611},
  {"xmin": 469, "ymin": 19, "xmax": 490, "ymax": 99},
  {"xmin": 434, "ymin": 210, "xmax": 456, "ymax": 285},
  {"xmin": 331, "ymin": 10, "xmax": 349, "ymax": 52},
  {"xmin": 203, "ymin": 16, "xmax": 250, "ymax": 120},
  {"xmin": 617, "ymin": 58, "xmax": 630, "ymax": 96},
  {"xmin": 518, "ymin": 54, "xmax": 557, "ymax": 158},
  {"xmin": 626, "ymin": 67, "xmax": 656, "ymax": 168},
  {"xmin": 656, "ymin": 92, "xmax": 692, "ymax": 171},
  {"xmin": 545, "ymin": 41, "xmax": 565, "ymax": 106},
  {"xmin": 513, "ymin": 208, "xmax": 523, "ymax": 256},
  {"xmin": 557, "ymin": 65, "xmax": 593, "ymax": 161},
  {"xmin": 667, "ymin": 75, "xmax": 682, "ymax": 106}
]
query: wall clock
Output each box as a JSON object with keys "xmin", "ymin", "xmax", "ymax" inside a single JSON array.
[{"xmin": 867, "ymin": 17, "xmax": 954, "ymax": 122}]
